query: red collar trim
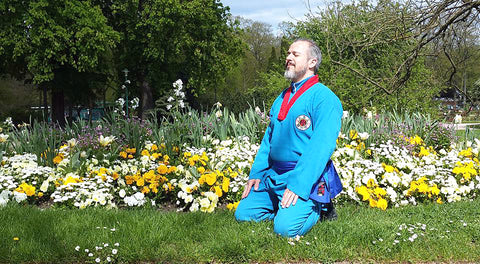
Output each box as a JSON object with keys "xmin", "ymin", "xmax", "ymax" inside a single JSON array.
[{"xmin": 277, "ymin": 75, "xmax": 319, "ymax": 121}]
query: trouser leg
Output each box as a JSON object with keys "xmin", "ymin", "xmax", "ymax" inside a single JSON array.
[
  {"xmin": 273, "ymin": 197, "xmax": 321, "ymax": 237},
  {"xmin": 235, "ymin": 188, "xmax": 278, "ymax": 222}
]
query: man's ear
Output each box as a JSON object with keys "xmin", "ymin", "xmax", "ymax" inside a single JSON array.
[{"xmin": 308, "ymin": 58, "xmax": 317, "ymax": 70}]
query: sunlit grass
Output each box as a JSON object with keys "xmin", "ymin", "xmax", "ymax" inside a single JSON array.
[{"xmin": 1, "ymin": 199, "xmax": 479, "ymax": 263}]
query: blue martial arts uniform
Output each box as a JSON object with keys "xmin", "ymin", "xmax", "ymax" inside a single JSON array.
[{"xmin": 235, "ymin": 75, "xmax": 343, "ymax": 237}]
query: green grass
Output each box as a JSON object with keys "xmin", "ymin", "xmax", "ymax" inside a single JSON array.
[
  {"xmin": 1, "ymin": 200, "xmax": 480, "ymax": 263},
  {"xmin": 455, "ymin": 128, "xmax": 480, "ymax": 140}
]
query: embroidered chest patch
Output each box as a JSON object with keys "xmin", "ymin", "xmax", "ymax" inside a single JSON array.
[{"xmin": 295, "ymin": 115, "xmax": 311, "ymax": 130}]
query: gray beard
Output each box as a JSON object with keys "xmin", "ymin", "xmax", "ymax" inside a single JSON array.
[{"xmin": 284, "ymin": 66, "xmax": 307, "ymax": 81}]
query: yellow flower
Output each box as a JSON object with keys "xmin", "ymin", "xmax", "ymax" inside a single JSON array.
[
  {"xmin": 383, "ymin": 164, "xmax": 395, "ymax": 173},
  {"xmin": 157, "ymin": 164, "xmax": 168, "ymax": 175},
  {"xmin": 459, "ymin": 148, "xmax": 473, "ymax": 159},
  {"xmin": 112, "ymin": 172, "xmax": 119, "ymax": 180},
  {"xmin": 227, "ymin": 201, "xmax": 240, "ymax": 211},
  {"xmin": 37, "ymin": 192, "xmax": 43, "ymax": 198},
  {"xmin": 13, "ymin": 237, "xmax": 19, "ymax": 241},
  {"xmin": 143, "ymin": 170, "xmax": 156, "ymax": 183},
  {"xmin": 141, "ymin": 149, "xmax": 150, "ymax": 156},
  {"xmin": 136, "ymin": 177, "xmax": 145, "ymax": 187},
  {"xmin": 377, "ymin": 198, "xmax": 388, "ymax": 210},
  {"xmin": 374, "ymin": 187, "xmax": 386, "ymax": 197},
  {"xmin": 356, "ymin": 185, "xmax": 370, "ymax": 201},
  {"xmin": 366, "ymin": 149, "xmax": 372, "ymax": 155},
  {"xmin": 119, "ymin": 151, "xmax": 127, "ymax": 159},
  {"xmin": 151, "ymin": 153, "xmax": 160, "ymax": 160},
  {"xmin": 419, "ymin": 146, "xmax": 430, "ymax": 157},
  {"xmin": 214, "ymin": 186, "xmax": 223, "ymax": 197},
  {"xmin": 184, "ymin": 152, "xmax": 192, "ymax": 158},
  {"xmin": 63, "ymin": 176, "xmax": 82, "ymax": 186},
  {"xmin": 197, "ymin": 166, "xmax": 206, "ymax": 174},
  {"xmin": 125, "ymin": 175, "xmax": 134, "ymax": 185},
  {"xmin": 168, "ymin": 166, "xmax": 177, "ymax": 173},
  {"xmin": 436, "ymin": 197, "xmax": 443, "ymax": 204},
  {"xmin": 24, "ymin": 184, "xmax": 36, "ymax": 196},
  {"xmin": 201, "ymin": 152, "xmax": 209, "ymax": 162},
  {"xmin": 151, "ymin": 144, "xmax": 158, "ymax": 152},
  {"xmin": 369, "ymin": 198, "xmax": 377, "ymax": 208},
  {"xmin": 367, "ymin": 178, "xmax": 376, "ymax": 188},
  {"xmin": 141, "ymin": 186, "xmax": 150, "ymax": 194},
  {"xmin": 53, "ymin": 154, "xmax": 64, "ymax": 165},
  {"xmin": 222, "ymin": 177, "xmax": 230, "ymax": 193},
  {"xmin": 409, "ymin": 135, "xmax": 423, "ymax": 145},
  {"xmin": 126, "ymin": 148, "xmax": 136, "ymax": 154},
  {"xmin": 205, "ymin": 173, "xmax": 217, "ymax": 186},
  {"xmin": 127, "ymin": 154, "xmax": 133, "ymax": 159},
  {"xmin": 349, "ymin": 130, "xmax": 358, "ymax": 140}
]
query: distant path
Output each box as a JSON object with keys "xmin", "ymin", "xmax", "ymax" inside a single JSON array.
[{"xmin": 441, "ymin": 123, "xmax": 480, "ymax": 130}]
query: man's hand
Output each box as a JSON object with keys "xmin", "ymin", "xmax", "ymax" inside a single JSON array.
[
  {"xmin": 241, "ymin": 179, "xmax": 260, "ymax": 199},
  {"xmin": 281, "ymin": 188, "xmax": 298, "ymax": 208}
]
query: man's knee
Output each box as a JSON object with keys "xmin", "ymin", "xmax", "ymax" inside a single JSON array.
[
  {"xmin": 234, "ymin": 203, "xmax": 251, "ymax": 222},
  {"xmin": 273, "ymin": 220, "xmax": 301, "ymax": 237}
]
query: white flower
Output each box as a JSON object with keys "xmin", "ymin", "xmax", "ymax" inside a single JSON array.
[
  {"xmin": 88, "ymin": 253, "xmax": 93, "ymax": 257},
  {"xmin": 112, "ymin": 249, "xmax": 118, "ymax": 255},
  {"xmin": 173, "ymin": 79, "xmax": 183, "ymax": 88},
  {"xmin": 95, "ymin": 258, "xmax": 101, "ymax": 263},
  {"xmin": 358, "ymin": 132, "xmax": 369, "ymax": 140},
  {"xmin": 214, "ymin": 102, "xmax": 222, "ymax": 108},
  {"xmin": 366, "ymin": 111, "xmax": 373, "ymax": 119},
  {"xmin": 119, "ymin": 189, "xmax": 126, "ymax": 198},
  {"xmin": 166, "ymin": 104, "xmax": 172, "ymax": 110},
  {"xmin": 454, "ymin": 114, "xmax": 462, "ymax": 124},
  {"xmin": 67, "ymin": 138, "xmax": 77, "ymax": 148},
  {"xmin": 99, "ymin": 135, "xmax": 116, "ymax": 147},
  {"xmin": 0, "ymin": 134, "xmax": 9, "ymax": 143},
  {"xmin": 342, "ymin": 111, "xmax": 349, "ymax": 119},
  {"xmin": 255, "ymin": 106, "xmax": 262, "ymax": 115},
  {"xmin": 75, "ymin": 246, "xmax": 80, "ymax": 251},
  {"xmin": 215, "ymin": 110, "xmax": 223, "ymax": 118},
  {"xmin": 13, "ymin": 191, "xmax": 27, "ymax": 203},
  {"xmin": 167, "ymin": 96, "xmax": 175, "ymax": 102}
]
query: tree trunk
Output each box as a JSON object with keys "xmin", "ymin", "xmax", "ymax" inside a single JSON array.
[
  {"xmin": 41, "ymin": 83, "xmax": 48, "ymax": 122},
  {"xmin": 51, "ymin": 90, "xmax": 65, "ymax": 127},
  {"xmin": 139, "ymin": 74, "xmax": 154, "ymax": 119}
]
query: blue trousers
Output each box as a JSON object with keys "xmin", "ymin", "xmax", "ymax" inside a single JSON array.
[{"xmin": 234, "ymin": 175, "xmax": 321, "ymax": 237}]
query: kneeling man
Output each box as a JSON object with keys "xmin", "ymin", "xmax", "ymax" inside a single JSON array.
[{"xmin": 235, "ymin": 38, "xmax": 343, "ymax": 237}]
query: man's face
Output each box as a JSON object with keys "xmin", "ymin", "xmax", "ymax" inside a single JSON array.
[{"xmin": 284, "ymin": 41, "xmax": 315, "ymax": 82}]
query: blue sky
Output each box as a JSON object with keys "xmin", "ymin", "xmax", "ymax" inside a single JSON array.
[{"xmin": 219, "ymin": 0, "xmax": 320, "ymax": 31}]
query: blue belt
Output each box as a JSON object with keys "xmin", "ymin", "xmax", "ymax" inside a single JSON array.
[{"xmin": 270, "ymin": 159, "xmax": 343, "ymax": 203}]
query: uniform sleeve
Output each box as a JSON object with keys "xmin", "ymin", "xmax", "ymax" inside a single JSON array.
[
  {"xmin": 285, "ymin": 90, "xmax": 343, "ymax": 200},
  {"xmin": 248, "ymin": 111, "xmax": 273, "ymax": 180}
]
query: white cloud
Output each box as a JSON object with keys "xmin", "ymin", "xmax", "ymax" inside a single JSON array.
[{"xmin": 220, "ymin": 0, "xmax": 315, "ymax": 30}]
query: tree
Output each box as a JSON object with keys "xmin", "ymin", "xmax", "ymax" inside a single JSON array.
[
  {"xmin": 99, "ymin": 0, "xmax": 243, "ymax": 117},
  {"xmin": 0, "ymin": 0, "xmax": 119, "ymax": 125}
]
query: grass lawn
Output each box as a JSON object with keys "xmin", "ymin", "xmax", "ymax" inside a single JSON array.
[{"xmin": 1, "ymin": 199, "xmax": 479, "ymax": 263}]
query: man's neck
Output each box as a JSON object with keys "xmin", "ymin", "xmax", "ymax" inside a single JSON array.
[{"xmin": 291, "ymin": 74, "xmax": 315, "ymax": 93}]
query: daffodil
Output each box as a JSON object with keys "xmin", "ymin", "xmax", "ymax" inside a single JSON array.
[{"xmin": 99, "ymin": 135, "xmax": 116, "ymax": 147}]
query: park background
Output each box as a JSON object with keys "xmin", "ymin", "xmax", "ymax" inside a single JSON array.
[{"xmin": 1, "ymin": 0, "xmax": 480, "ymax": 263}]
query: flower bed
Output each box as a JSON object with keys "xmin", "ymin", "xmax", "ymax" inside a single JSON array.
[{"xmin": 1, "ymin": 127, "xmax": 480, "ymax": 212}]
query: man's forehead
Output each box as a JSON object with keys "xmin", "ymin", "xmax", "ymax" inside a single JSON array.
[{"xmin": 288, "ymin": 41, "xmax": 309, "ymax": 53}]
